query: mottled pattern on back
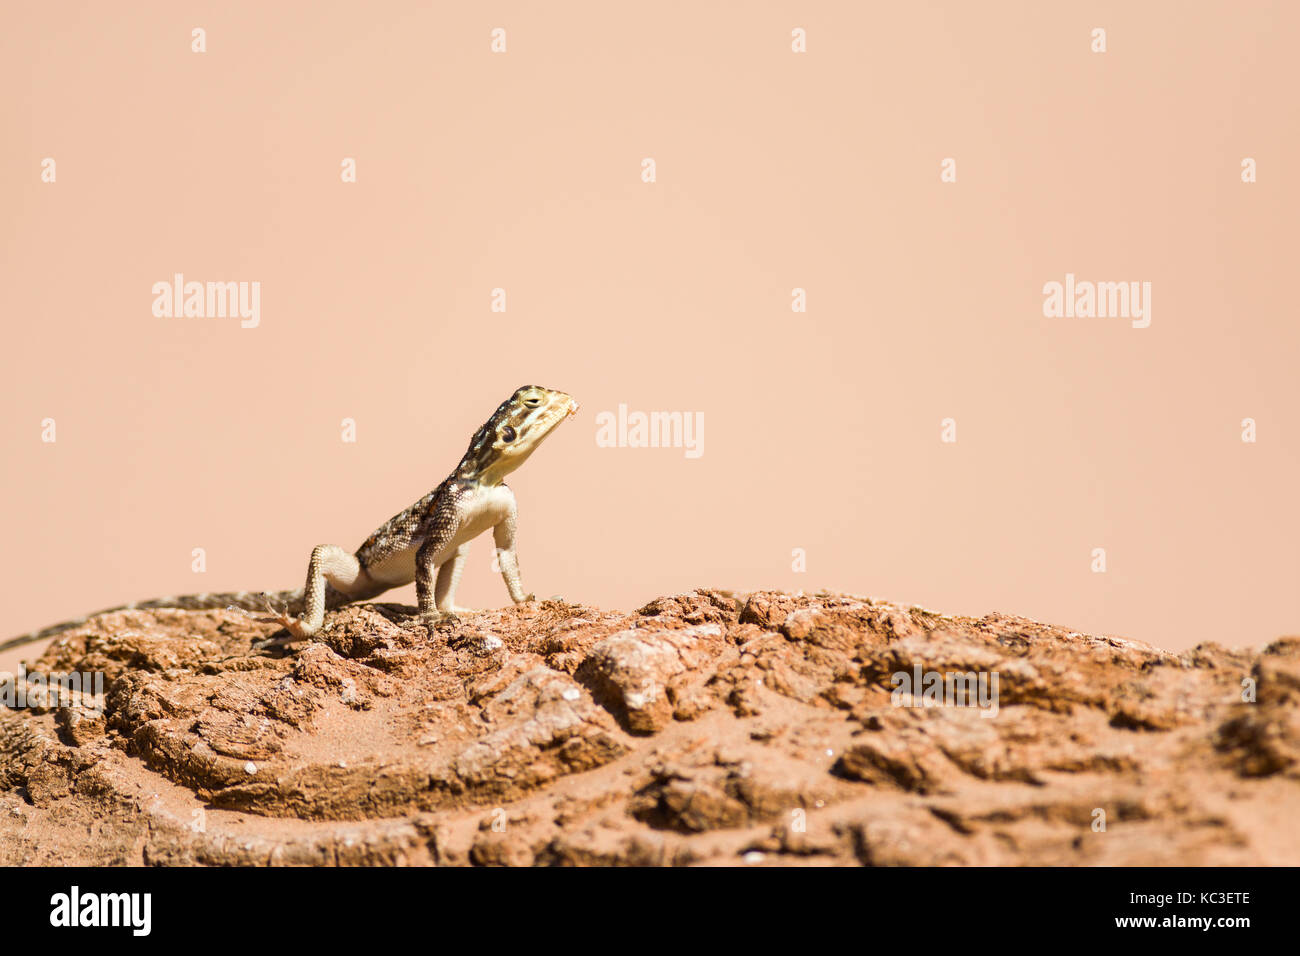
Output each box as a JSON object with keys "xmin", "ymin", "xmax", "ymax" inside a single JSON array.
[{"xmin": 355, "ymin": 485, "xmax": 444, "ymax": 567}]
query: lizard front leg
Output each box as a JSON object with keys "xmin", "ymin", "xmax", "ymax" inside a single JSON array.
[
  {"xmin": 493, "ymin": 495, "xmax": 535, "ymax": 605},
  {"xmin": 434, "ymin": 544, "xmax": 475, "ymax": 614},
  {"xmin": 416, "ymin": 539, "xmax": 462, "ymax": 633},
  {"xmin": 415, "ymin": 491, "xmax": 464, "ymax": 634}
]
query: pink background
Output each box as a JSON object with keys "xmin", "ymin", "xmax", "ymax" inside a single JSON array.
[{"xmin": 2, "ymin": 1, "xmax": 1297, "ymax": 663}]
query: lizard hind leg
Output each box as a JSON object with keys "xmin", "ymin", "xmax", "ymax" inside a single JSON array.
[{"xmin": 264, "ymin": 544, "xmax": 366, "ymax": 638}]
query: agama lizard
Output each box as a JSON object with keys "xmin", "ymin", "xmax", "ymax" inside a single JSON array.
[{"xmin": 1, "ymin": 385, "xmax": 579, "ymax": 653}]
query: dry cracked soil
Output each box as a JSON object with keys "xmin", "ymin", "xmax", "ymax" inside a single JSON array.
[{"xmin": 2, "ymin": 589, "xmax": 1298, "ymax": 866}]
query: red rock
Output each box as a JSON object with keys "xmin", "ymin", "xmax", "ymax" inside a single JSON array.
[{"xmin": 1, "ymin": 591, "xmax": 1297, "ymax": 865}]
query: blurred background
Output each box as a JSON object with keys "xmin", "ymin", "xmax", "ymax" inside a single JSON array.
[{"xmin": 2, "ymin": 1, "xmax": 1297, "ymax": 659}]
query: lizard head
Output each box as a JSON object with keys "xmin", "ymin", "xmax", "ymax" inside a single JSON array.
[{"xmin": 457, "ymin": 385, "xmax": 579, "ymax": 483}]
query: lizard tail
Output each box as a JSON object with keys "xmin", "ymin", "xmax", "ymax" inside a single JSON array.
[{"xmin": 0, "ymin": 589, "xmax": 306, "ymax": 655}]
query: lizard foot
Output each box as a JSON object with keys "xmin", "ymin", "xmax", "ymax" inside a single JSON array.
[
  {"xmin": 251, "ymin": 594, "xmax": 316, "ymax": 638},
  {"xmin": 256, "ymin": 613, "xmax": 316, "ymax": 639},
  {"xmin": 421, "ymin": 610, "xmax": 460, "ymax": 637}
]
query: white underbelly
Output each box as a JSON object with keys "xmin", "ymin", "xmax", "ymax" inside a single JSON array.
[
  {"xmin": 365, "ymin": 547, "xmax": 419, "ymax": 586},
  {"xmin": 365, "ymin": 486, "xmax": 513, "ymax": 585}
]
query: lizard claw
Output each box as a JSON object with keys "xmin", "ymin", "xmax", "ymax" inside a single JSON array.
[
  {"xmin": 422, "ymin": 610, "xmax": 460, "ymax": 637},
  {"xmin": 224, "ymin": 603, "xmax": 266, "ymax": 623},
  {"xmin": 222, "ymin": 596, "xmax": 305, "ymax": 637},
  {"xmin": 249, "ymin": 595, "xmax": 315, "ymax": 638},
  {"xmin": 222, "ymin": 599, "xmax": 301, "ymax": 645},
  {"xmin": 253, "ymin": 593, "xmax": 286, "ymax": 618},
  {"xmin": 257, "ymin": 614, "xmax": 313, "ymax": 639}
]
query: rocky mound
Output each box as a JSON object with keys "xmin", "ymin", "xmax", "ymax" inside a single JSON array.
[{"xmin": 2, "ymin": 590, "xmax": 1297, "ymax": 865}]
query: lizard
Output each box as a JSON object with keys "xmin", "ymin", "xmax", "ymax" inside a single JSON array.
[{"xmin": 0, "ymin": 385, "xmax": 579, "ymax": 654}]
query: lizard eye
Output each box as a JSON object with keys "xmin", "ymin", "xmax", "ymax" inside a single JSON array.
[
  {"xmin": 523, "ymin": 397, "xmax": 541, "ymax": 408},
  {"xmin": 500, "ymin": 425, "xmax": 516, "ymax": 442}
]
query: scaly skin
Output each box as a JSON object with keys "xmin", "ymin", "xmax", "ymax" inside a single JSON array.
[{"xmin": 1, "ymin": 386, "xmax": 578, "ymax": 652}]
